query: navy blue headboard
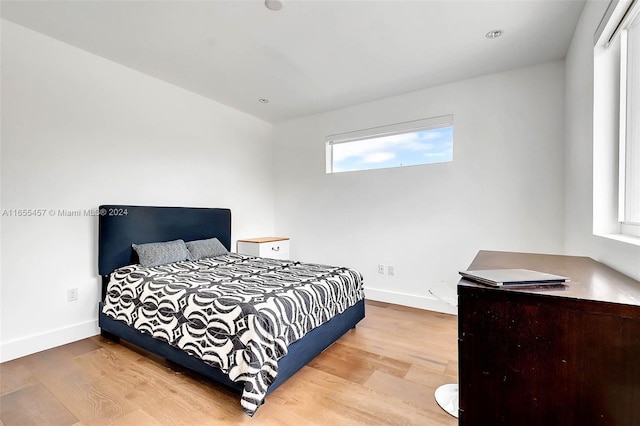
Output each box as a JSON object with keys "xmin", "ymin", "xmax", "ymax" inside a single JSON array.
[{"xmin": 98, "ymin": 205, "xmax": 231, "ymax": 276}]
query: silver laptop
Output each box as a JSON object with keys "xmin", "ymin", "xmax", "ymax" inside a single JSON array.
[{"xmin": 459, "ymin": 268, "xmax": 569, "ymax": 287}]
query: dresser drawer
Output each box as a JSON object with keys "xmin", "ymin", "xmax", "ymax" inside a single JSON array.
[{"xmin": 237, "ymin": 237, "xmax": 290, "ymax": 260}]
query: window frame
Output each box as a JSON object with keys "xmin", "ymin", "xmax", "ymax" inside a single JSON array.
[{"xmin": 594, "ymin": 0, "xmax": 640, "ymax": 244}]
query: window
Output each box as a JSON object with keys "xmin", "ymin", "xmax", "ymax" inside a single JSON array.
[
  {"xmin": 620, "ymin": 12, "xmax": 640, "ymax": 235},
  {"xmin": 594, "ymin": 0, "xmax": 640, "ymax": 241},
  {"xmin": 326, "ymin": 115, "xmax": 453, "ymax": 173}
]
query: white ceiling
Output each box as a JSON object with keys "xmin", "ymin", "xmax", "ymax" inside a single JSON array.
[{"xmin": 1, "ymin": 0, "xmax": 586, "ymax": 123}]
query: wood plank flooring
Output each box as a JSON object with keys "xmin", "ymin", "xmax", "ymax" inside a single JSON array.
[{"xmin": 0, "ymin": 300, "xmax": 458, "ymax": 425}]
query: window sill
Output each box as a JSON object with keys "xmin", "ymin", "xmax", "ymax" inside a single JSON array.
[{"xmin": 595, "ymin": 232, "xmax": 640, "ymax": 247}]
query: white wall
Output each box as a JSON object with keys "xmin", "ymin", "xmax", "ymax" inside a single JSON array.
[
  {"xmin": 564, "ymin": 1, "xmax": 640, "ymax": 280},
  {"xmin": 273, "ymin": 62, "xmax": 566, "ymax": 312},
  {"xmin": 0, "ymin": 20, "xmax": 275, "ymax": 362}
]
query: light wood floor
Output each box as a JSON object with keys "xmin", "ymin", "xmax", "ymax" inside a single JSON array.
[{"xmin": 0, "ymin": 300, "xmax": 458, "ymax": 425}]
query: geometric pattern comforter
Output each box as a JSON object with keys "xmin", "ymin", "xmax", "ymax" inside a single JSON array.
[{"xmin": 102, "ymin": 253, "xmax": 365, "ymax": 416}]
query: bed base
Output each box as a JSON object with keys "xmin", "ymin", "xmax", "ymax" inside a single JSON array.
[{"xmin": 98, "ymin": 299, "xmax": 365, "ymax": 396}]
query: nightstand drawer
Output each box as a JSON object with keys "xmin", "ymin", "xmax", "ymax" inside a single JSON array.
[{"xmin": 237, "ymin": 237, "xmax": 290, "ymax": 260}]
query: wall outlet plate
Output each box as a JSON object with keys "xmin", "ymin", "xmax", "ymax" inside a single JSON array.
[{"xmin": 67, "ymin": 288, "xmax": 78, "ymax": 302}]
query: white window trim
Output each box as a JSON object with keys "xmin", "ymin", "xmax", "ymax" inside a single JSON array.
[{"xmin": 619, "ymin": 27, "xmax": 629, "ymax": 223}]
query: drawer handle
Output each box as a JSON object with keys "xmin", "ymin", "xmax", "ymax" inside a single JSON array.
[{"xmin": 271, "ymin": 246, "xmax": 280, "ymax": 251}]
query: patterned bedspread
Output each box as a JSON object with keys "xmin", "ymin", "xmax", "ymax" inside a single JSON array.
[{"xmin": 102, "ymin": 253, "xmax": 364, "ymax": 415}]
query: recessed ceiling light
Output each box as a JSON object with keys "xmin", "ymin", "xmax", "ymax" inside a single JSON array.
[
  {"xmin": 265, "ymin": 0, "xmax": 283, "ymax": 11},
  {"xmin": 258, "ymin": 98, "xmax": 269, "ymax": 103},
  {"xmin": 486, "ymin": 30, "xmax": 503, "ymax": 39}
]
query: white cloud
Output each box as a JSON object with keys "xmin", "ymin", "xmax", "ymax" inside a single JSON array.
[{"xmin": 363, "ymin": 151, "xmax": 395, "ymax": 163}]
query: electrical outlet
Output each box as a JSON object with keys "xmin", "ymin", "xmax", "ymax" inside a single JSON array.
[
  {"xmin": 378, "ymin": 264, "xmax": 385, "ymax": 274},
  {"xmin": 67, "ymin": 288, "xmax": 78, "ymax": 302},
  {"xmin": 388, "ymin": 265, "xmax": 395, "ymax": 275}
]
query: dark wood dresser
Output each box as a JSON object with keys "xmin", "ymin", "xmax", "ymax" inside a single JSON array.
[{"xmin": 458, "ymin": 250, "xmax": 640, "ymax": 425}]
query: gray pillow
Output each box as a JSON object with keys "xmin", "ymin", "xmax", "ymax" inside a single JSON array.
[
  {"xmin": 185, "ymin": 237, "xmax": 229, "ymax": 260},
  {"xmin": 132, "ymin": 239, "xmax": 191, "ymax": 267}
]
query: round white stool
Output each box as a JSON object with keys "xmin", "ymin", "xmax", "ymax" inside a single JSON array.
[{"xmin": 434, "ymin": 383, "xmax": 459, "ymax": 418}]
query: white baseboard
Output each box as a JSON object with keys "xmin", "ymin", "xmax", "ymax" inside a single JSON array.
[
  {"xmin": 365, "ymin": 287, "xmax": 457, "ymax": 315},
  {"xmin": 1, "ymin": 320, "xmax": 100, "ymax": 363}
]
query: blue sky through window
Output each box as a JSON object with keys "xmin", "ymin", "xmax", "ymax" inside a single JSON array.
[{"xmin": 331, "ymin": 126, "xmax": 453, "ymax": 173}]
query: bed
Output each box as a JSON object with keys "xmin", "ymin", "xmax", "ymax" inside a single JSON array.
[{"xmin": 97, "ymin": 205, "xmax": 365, "ymax": 416}]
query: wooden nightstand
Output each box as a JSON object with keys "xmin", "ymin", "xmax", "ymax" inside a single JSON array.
[{"xmin": 236, "ymin": 237, "xmax": 290, "ymax": 260}]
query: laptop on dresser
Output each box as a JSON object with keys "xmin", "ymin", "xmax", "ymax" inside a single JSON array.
[{"xmin": 459, "ymin": 268, "xmax": 569, "ymax": 287}]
